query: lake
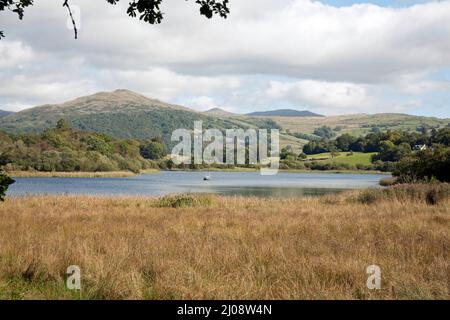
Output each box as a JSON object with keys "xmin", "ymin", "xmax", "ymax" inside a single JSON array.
[{"xmin": 7, "ymin": 171, "xmax": 389, "ymax": 198}]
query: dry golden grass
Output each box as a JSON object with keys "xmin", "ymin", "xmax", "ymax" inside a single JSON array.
[{"xmin": 0, "ymin": 185, "xmax": 448, "ymax": 300}]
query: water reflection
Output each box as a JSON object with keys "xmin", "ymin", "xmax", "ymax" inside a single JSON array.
[{"xmin": 8, "ymin": 171, "xmax": 388, "ymax": 198}]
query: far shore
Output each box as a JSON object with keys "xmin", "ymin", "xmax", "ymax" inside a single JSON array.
[
  {"xmin": 182, "ymin": 168, "xmax": 389, "ymax": 175},
  {"xmin": 7, "ymin": 170, "xmax": 159, "ymax": 178},
  {"xmin": 7, "ymin": 168, "xmax": 389, "ymax": 178}
]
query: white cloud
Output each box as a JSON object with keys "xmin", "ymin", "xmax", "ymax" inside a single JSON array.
[
  {"xmin": 0, "ymin": 41, "xmax": 34, "ymax": 68},
  {"xmin": 183, "ymin": 96, "xmax": 217, "ymax": 111},
  {"xmin": 266, "ymin": 80, "xmax": 376, "ymax": 114},
  {"xmin": 0, "ymin": 0, "xmax": 449, "ymax": 116},
  {"xmin": 99, "ymin": 68, "xmax": 242, "ymax": 103},
  {"xmin": 394, "ymin": 72, "xmax": 450, "ymax": 95}
]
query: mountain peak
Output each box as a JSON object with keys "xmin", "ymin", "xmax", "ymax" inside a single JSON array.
[
  {"xmin": 246, "ymin": 109, "xmax": 323, "ymax": 117},
  {"xmin": 111, "ymin": 89, "xmax": 148, "ymax": 98},
  {"xmin": 78, "ymin": 89, "xmax": 157, "ymax": 104},
  {"xmin": 204, "ymin": 107, "xmax": 235, "ymax": 117},
  {"xmin": 16, "ymin": 89, "xmax": 190, "ymax": 116}
]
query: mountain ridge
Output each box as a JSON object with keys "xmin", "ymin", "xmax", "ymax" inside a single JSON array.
[
  {"xmin": 246, "ymin": 109, "xmax": 323, "ymax": 117},
  {"xmin": 204, "ymin": 107, "xmax": 236, "ymax": 117},
  {"xmin": 16, "ymin": 89, "xmax": 191, "ymax": 116},
  {"xmin": 0, "ymin": 90, "xmax": 448, "ymax": 152},
  {"xmin": 0, "ymin": 89, "xmax": 280, "ymax": 146},
  {"xmin": 0, "ymin": 110, "xmax": 13, "ymax": 117}
]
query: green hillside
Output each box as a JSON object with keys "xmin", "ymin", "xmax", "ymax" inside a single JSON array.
[
  {"xmin": 0, "ymin": 90, "xmax": 279, "ymax": 148},
  {"xmin": 274, "ymin": 113, "xmax": 449, "ymax": 136},
  {"xmin": 1, "ymin": 89, "xmax": 448, "ymax": 154},
  {"xmin": 272, "ymin": 113, "xmax": 449, "ymax": 152}
]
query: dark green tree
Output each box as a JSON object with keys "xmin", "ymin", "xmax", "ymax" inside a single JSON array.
[
  {"xmin": 335, "ymin": 133, "xmax": 356, "ymax": 151},
  {"xmin": 372, "ymin": 140, "xmax": 412, "ymax": 162},
  {"xmin": 140, "ymin": 140, "xmax": 166, "ymax": 160},
  {"xmin": 86, "ymin": 135, "xmax": 113, "ymax": 156},
  {"xmin": 432, "ymin": 127, "xmax": 450, "ymax": 146},
  {"xmin": 56, "ymin": 118, "xmax": 72, "ymax": 131},
  {"xmin": 313, "ymin": 126, "xmax": 334, "ymax": 139},
  {"xmin": 280, "ymin": 145, "xmax": 296, "ymax": 160},
  {"xmin": 394, "ymin": 145, "xmax": 450, "ymax": 182},
  {"xmin": 0, "ymin": 170, "xmax": 14, "ymax": 201},
  {"xmin": 0, "ymin": 0, "xmax": 230, "ymax": 39},
  {"xmin": 0, "ymin": 152, "xmax": 14, "ymax": 202}
]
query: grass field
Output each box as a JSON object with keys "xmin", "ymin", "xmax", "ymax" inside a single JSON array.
[
  {"xmin": 272, "ymin": 113, "xmax": 449, "ymax": 137},
  {"xmin": 306, "ymin": 152, "xmax": 375, "ymax": 166},
  {"xmin": 275, "ymin": 113, "xmax": 450, "ymax": 154},
  {"xmin": 279, "ymin": 133, "xmax": 309, "ymax": 154},
  {"xmin": 0, "ymin": 184, "xmax": 448, "ymax": 300}
]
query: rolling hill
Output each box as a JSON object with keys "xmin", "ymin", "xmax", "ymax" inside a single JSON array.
[
  {"xmin": 0, "ymin": 110, "xmax": 13, "ymax": 117},
  {"xmin": 0, "ymin": 89, "xmax": 448, "ymax": 152},
  {"xmin": 276, "ymin": 113, "xmax": 450, "ymax": 137},
  {"xmin": 204, "ymin": 107, "xmax": 236, "ymax": 117},
  {"xmin": 246, "ymin": 109, "xmax": 323, "ymax": 117},
  {"xmin": 0, "ymin": 90, "xmax": 279, "ymax": 147}
]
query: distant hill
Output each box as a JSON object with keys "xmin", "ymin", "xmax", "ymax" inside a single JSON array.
[
  {"xmin": 1, "ymin": 90, "xmax": 448, "ymax": 153},
  {"xmin": 0, "ymin": 89, "xmax": 279, "ymax": 147},
  {"xmin": 246, "ymin": 109, "xmax": 323, "ymax": 117},
  {"xmin": 0, "ymin": 110, "xmax": 13, "ymax": 117},
  {"xmin": 204, "ymin": 107, "xmax": 235, "ymax": 117}
]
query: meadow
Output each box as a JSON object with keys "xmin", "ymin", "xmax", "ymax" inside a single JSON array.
[
  {"xmin": 306, "ymin": 152, "xmax": 376, "ymax": 166},
  {"xmin": 0, "ymin": 184, "xmax": 448, "ymax": 300},
  {"xmin": 274, "ymin": 114, "xmax": 449, "ymax": 137}
]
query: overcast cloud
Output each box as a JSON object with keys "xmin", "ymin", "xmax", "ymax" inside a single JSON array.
[{"xmin": 0, "ymin": 0, "xmax": 449, "ymax": 116}]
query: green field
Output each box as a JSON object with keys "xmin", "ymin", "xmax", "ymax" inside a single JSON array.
[
  {"xmin": 272, "ymin": 113, "xmax": 449, "ymax": 151},
  {"xmin": 306, "ymin": 152, "xmax": 375, "ymax": 166}
]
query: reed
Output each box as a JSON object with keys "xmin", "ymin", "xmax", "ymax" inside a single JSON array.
[
  {"xmin": 8, "ymin": 171, "xmax": 138, "ymax": 178},
  {"xmin": 0, "ymin": 185, "xmax": 448, "ymax": 300}
]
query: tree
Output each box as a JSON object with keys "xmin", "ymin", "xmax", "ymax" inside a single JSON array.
[
  {"xmin": 335, "ymin": 133, "xmax": 356, "ymax": 151},
  {"xmin": 432, "ymin": 127, "xmax": 450, "ymax": 146},
  {"xmin": 280, "ymin": 145, "xmax": 295, "ymax": 160},
  {"xmin": 0, "ymin": 0, "xmax": 230, "ymax": 39},
  {"xmin": 394, "ymin": 146, "xmax": 450, "ymax": 182},
  {"xmin": 0, "ymin": 170, "xmax": 14, "ymax": 201},
  {"xmin": 372, "ymin": 140, "xmax": 412, "ymax": 163},
  {"xmin": 371, "ymin": 126, "xmax": 381, "ymax": 133},
  {"xmin": 140, "ymin": 140, "xmax": 166, "ymax": 160},
  {"xmin": 0, "ymin": 151, "xmax": 14, "ymax": 201},
  {"xmin": 297, "ymin": 153, "xmax": 307, "ymax": 160},
  {"xmin": 86, "ymin": 135, "xmax": 113, "ymax": 156},
  {"xmin": 313, "ymin": 126, "xmax": 334, "ymax": 139},
  {"xmin": 56, "ymin": 118, "xmax": 71, "ymax": 131}
]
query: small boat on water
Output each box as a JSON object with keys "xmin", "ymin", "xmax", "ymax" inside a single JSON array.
[{"xmin": 203, "ymin": 172, "xmax": 211, "ymax": 181}]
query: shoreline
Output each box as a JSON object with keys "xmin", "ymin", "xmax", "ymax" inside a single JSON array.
[
  {"xmin": 6, "ymin": 170, "xmax": 156, "ymax": 178},
  {"xmin": 7, "ymin": 168, "xmax": 389, "ymax": 178},
  {"xmin": 187, "ymin": 168, "xmax": 389, "ymax": 175}
]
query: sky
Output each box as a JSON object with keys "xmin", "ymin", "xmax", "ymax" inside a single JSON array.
[{"xmin": 0, "ymin": 0, "xmax": 449, "ymax": 117}]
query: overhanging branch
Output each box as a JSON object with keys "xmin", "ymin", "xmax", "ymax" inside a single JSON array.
[{"xmin": 63, "ymin": 0, "xmax": 77, "ymax": 39}]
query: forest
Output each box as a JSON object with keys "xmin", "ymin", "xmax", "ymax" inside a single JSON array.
[{"xmin": 0, "ymin": 119, "xmax": 164, "ymax": 174}]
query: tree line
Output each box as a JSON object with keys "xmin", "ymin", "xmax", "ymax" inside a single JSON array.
[
  {"xmin": 0, "ymin": 119, "xmax": 167, "ymax": 173},
  {"xmin": 301, "ymin": 126, "xmax": 450, "ymax": 182},
  {"xmin": 302, "ymin": 127, "xmax": 449, "ymax": 156}
]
